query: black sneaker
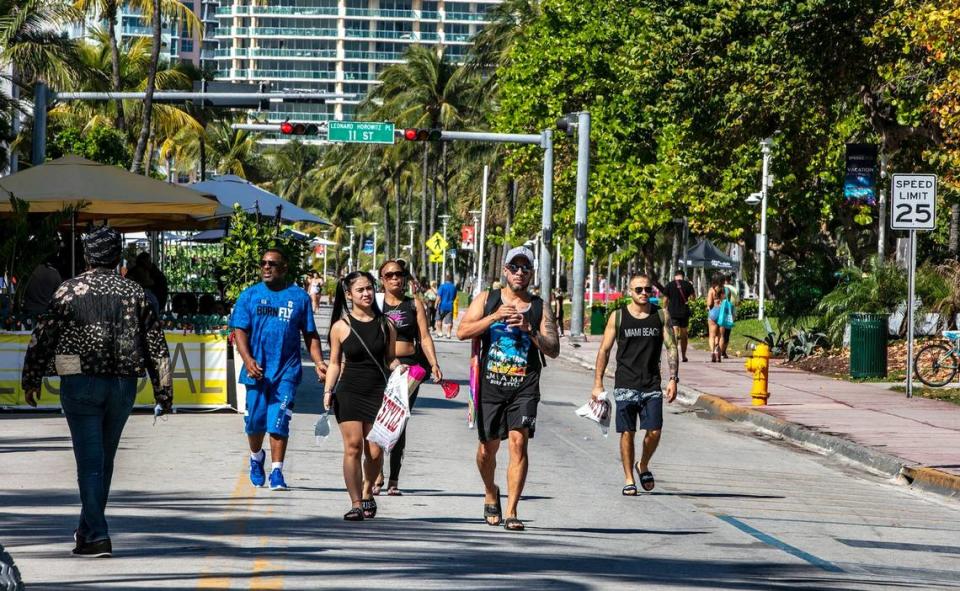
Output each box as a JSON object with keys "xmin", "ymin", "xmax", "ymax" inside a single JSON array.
[{"xmin": 72, "ymin": 538, "xmax": 112, "ymax": 558}]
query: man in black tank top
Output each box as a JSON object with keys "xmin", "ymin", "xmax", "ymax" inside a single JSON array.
[
  {"xmin": 457, "ymin": 247, "xmax": 560, "ymax": 532},
  {"xmin": 591, "ymin": 274, "xmax": 679, "ymax": 495}
]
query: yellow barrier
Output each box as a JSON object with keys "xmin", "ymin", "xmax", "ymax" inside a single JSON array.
[{"xmin": 0, "ymin": 332, "xmax": 230, "ymax": 409}]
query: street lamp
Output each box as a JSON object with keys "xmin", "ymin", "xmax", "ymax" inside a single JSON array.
[
  {"xmin": 346, "ymin": 224, "xmax": 355, "ymax": 272},
  {"xmin": 322, "ymin": 230, "xmax": 330, "ymax": 278},
  {"xmin": 439, "ymin": 214, "xmax": 451, "ymax": 281},
  {"xmin": 749, "ymin": 138, "xmax": 774, "ymax": 320},
  {"xmin": 468, "ymin": 209, "xmax": 480, "ymax": 291},
  {"xmin": 404, "ymin": 220, "xmax": 417, "ymax": 265}
]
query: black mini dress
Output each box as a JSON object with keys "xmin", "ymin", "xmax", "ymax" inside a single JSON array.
[{"xmin": 333, "ymin": 316, "xmax": 388, "ymax": 423}]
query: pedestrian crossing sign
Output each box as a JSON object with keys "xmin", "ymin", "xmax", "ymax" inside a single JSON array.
[
  {"xmin": 426, "ymin": 232, "xmax": 448, "ymax": 254},
  {"xmin": 429, "ymin": 252, "xmax": 444, "ymax": 263}
]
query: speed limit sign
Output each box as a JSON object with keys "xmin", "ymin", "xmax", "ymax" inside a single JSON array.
[{"xmin": 891, "ymin": 173, "xmax": 937, "ymax": 230}]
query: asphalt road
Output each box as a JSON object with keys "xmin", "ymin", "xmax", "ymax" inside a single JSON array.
[{"xmin": 3, "ymin": 333, "xmax": 960, "ymax": 590}]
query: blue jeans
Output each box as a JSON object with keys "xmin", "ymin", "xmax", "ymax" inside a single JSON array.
[{"xmin": 60, "ymin": 376, "xmax": 137, "ymax": 543}]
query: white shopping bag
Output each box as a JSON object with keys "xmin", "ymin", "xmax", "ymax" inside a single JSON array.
[
  {"xmin": 366, "ymin": 367, "xmax": 411, "ymax": 452},
  {"xmin": 575, "ymin": 391, "xmax": 611, "ymax": 437}
]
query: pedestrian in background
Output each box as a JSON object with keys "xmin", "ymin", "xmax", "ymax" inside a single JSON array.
[
  {"xmin": 21, "ymin": 252, "xmax": 63, "ymax": 322},
  {"xmin": 457, "ymin": 246, "xmax": 560, "ymax": 532},
  {"xmin": 436, "ymin": 273, "xmax": 457, "ymax": 339},
  {"xmin": 721, "ymin": 273, "xmax": 739, "ymax": 359},
  {"xmin": 706, "ymin": 275, "xmax": 727, "ymax": 363},
  {"xmin": 307, "ymin": 271, "xmax": 322, "ymax": 311},
  {"xmin": 21, "ymin": 226, "xmax": 173, "ymax": 558},
  {"xmin": 373, "ymin": 260, "xmax": 442, "ymax": 496},
  {"xmin": 663, "ymin": 270, "xmax": 695, "ymax": 362},
  {"xmin": 324, "ymin": 271, "xmax": 405, "ymax": 521},
  {"xmin": 424, "ymin": 280, "xmax": 438, "ymax": 327},
  {"xmin": 591, "ymin": 274, "xmax": 679, "ymax": 495},
  {"xmin": 231, "ymin": 248, "xmax": 327, "ymax": 492}
]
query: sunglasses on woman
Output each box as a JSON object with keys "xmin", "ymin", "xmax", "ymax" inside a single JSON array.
[{"xmin": 633, "ymin": 286, "xmax": 654, "ymax": 295}]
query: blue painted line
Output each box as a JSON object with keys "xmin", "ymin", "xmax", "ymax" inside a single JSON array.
[{"xmin": 715, "ymin": 514, "xmax": 844, "ymax": 573}]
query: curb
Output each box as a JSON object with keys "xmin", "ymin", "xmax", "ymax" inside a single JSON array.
[
  {"xmin": 676, "ymin": 386, "xmax": 960, "ymax": 500},
  {"xmin": 557, "ymin": 349, "xmax": 960, "ymax": 501}
]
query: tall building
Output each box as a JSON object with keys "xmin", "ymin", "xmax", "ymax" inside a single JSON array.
[
  {"xmin": 213, "ymin": 0, "xmax": 500, "ymax": 122},
  {"xmin": 116, "ymin": 0, "xmax": 220, "ymax": 69}
]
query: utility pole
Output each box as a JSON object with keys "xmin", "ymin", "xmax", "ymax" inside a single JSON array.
[
  {"xmin": 439, "ymin": 214, "xmax": 451, "ymax": 281},
  {"xmin": 759, "ymin": 138, "xmax": 772, "ymax": 320},
  {"xmin": 540, "ymin": 129, "xmax": 555, "ymax": 313},
  {"xmin": 476, "ymin": 165, "xmax": 489, "ymax": 295},
  {"xmin": 346, "ymin": 225, "xmax": 355, "ymax": 272},
  {"xmin": 563, "ymin": 112, "xmax": 591, "ymax": 341}
]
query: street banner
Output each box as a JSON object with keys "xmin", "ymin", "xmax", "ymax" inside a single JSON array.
[
  {"xmin": 362, "ymin": 238, "xmax": 374, "ymax": 254},
  {"xmin": 844, "ymin": 143, "xmax": 879, "ymax": 205},
  {"xmin": 0, "ymin": 331, "xmax": 230, "ymax": 409},
  {"xmin": 461, "ymin": 225, "xmax": 475, "ymax": 250}
]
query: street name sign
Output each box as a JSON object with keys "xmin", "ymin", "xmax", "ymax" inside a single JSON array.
[
  {"xmin": 425, "ymin": 232, "xmax": 448, "ymax": 254},
  {"xmin": 327, "ymin": 121, "xmax": 395, "ymax": 145},
  {"xmin": 891, "ymin": 173, "xmax": 937, "ymax": 230}
]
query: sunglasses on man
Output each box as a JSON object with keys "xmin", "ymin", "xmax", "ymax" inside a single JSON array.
[
  {"xmin": 260, "ymin": 259, "xmax": 283, "ymax": 268},
  {"xmin": 633, "ymin": 286, "xmax": 655, "ymax": 295},
  {"xmin": 382, "ymin": 271, "xmax": 407, "ymax": 280},
  {"xmin": 505, "ymin": 263, "xmax": 533, "ymax": 274}
]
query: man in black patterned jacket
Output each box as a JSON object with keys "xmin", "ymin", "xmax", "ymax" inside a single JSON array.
[{"xmin": 21, "ymin": 225, "xmax": 173, "ymax": 558}]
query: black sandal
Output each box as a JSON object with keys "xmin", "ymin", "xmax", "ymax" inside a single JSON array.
[
  {"xmin": 503, "ymin": 517, "xmax": 525, "ymax": 531},
  {"xmin": 635, "ymin": 464, "xmax": 655, "ymax": 492},
  {"xmin": 344, "ymin": 507, "xmax": 364, "ymax": 521},
  {"xmin": 483, "ymin": 486, "xmax": 502, "ymax": 526},
  {"xmin": 622, "ymin": 484, "xmax": 638, "ymax": 496},
  {"xmin": 361, "ymin": 498, "xmax": 377, "ymax": 519}
]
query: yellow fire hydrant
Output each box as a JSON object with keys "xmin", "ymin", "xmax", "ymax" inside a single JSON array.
[{"xmin": 744, "ymin": 343, "xmax": 770, "ymax": 406}]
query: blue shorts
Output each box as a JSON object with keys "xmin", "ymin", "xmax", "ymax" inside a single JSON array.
[
  {"xmin": 245, "ymin": 381, "xmax": 297, "ymax": 437},
  {"xmin": 613, "ymin": 388, "xmax": 664, "ymax": 433}
]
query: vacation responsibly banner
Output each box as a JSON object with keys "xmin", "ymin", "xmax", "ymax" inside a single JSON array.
[
  {"xmin": 0, "ymin": 332, "xmax": 230, "ymax": 409},
  {"xmin": 844, "ymin": 143, "xmax": 879, "ymax": 205}
]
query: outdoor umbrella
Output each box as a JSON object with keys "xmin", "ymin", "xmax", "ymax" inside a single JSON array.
[
  {"xmin": 680, "ymin": 239, "xmax": 736, "ymax": 270},
  {"xmin": 0, "ymin": 155, "xmax": 221, "ymax": 230},
  {"xmin": 189, "ymin": 175, "xmax": 329, "ymax": 225}
]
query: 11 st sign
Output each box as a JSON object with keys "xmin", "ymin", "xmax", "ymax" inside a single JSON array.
[{"xmin": 327, "ymin": 121, "xmax": 395, "ymax": 145}]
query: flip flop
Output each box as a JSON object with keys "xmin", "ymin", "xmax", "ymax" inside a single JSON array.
[
  {"xmin": 503, "ymin": 517, "xmax": 525, "ymax": 532},
  {"xmin": 622, "ymin": 484, "xmax": 638, "ymax": 496},
  {"xmin": 387, "ymin": 486, "xmax": 402, "ymax": 496},
  {"xmin": 634, "ymin": 464, "xmax": 655, "ymax": 492},
  {"xmin": 483, "ymin": 486, "xmax": 502, "ymax": 526}
]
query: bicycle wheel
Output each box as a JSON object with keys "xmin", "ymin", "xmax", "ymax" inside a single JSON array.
[{"xmin": 914, "ymin": 344, "xmax": 959, "ymax": 387}]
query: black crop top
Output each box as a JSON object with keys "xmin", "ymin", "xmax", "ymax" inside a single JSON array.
[{"xmin": 382, "ymin": 297, "xmax": 419, "ymax": 343}]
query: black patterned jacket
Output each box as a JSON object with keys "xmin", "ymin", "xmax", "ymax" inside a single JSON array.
[{"xmin": 21, "ymin": 268, "xmax": 173, "ymax": 405}]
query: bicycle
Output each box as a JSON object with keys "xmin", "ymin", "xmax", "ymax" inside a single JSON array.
[{"xmin": 914, "ymin": 330, "xmax": 960, "ymax": 387}]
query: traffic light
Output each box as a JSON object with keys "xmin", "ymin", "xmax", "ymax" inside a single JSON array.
[
  {"xmin": 556, "ymin": 115, "xmax": 577, "ymax": 137},
  {"xmin": 402, "ymin": 128, "xmax": 442, "ymax": 141},
  {"xmin": 279, "ymin": 120, "xmax": 319, "ymax": 136}
]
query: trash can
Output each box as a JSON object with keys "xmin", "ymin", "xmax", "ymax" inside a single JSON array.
[
  {"xmin": 590, "ymin": 306, "xmax": 607, "ymax": 335},
  {"xmin": 849, "ymin": 312, "xmax": 888, "ymax": 379}
]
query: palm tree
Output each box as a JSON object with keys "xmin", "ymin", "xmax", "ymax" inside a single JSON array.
[
  {"xmin": 74, "ymin": 0, "xmax": 125, "ymax": 129},
  {"xmin": 363, "ymin": 44, "xmax": 483, "ymax": 274},
  {"xmin": 128, "ymin": 0, "xmax": 201, "ymax": 174},
  {"xmin": 264, "ymin": 141, "xmax": 324, "ymax": 208},
  {"xmin": 466, "ymin": 0, "xmax": 541, "ymax": 95}
]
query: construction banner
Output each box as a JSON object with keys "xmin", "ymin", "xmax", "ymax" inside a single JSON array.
[{"xmin": 0, "ymin": 331, "xmax": 230, "ymax": 410}]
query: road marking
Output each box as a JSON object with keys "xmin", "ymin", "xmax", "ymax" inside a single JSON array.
[
  {"xmin": 195, "ymin": 470, "xmax": 258, "ymax": 589},
  {"xmin": 715, "ymin": 514, "xmax": 844, "ymax": 573}
]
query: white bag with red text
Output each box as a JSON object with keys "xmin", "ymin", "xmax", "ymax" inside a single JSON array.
[
  {"xmin": 575, "ymin": 391, "xmax": 611, "ymax": 437},
  {"xmin": 366, "ymin": 367, "xmax": 411, "ymax": 452}
]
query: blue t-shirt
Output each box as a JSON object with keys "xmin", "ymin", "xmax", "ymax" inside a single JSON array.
[
  {"xmin": 437, "ymin": 282, "xmax": 457, "ymax": 312},
  {"xmin": 230, "ymin": 282, "xmax": 315, "ymax": 386}
]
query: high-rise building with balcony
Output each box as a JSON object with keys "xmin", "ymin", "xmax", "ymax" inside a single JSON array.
[
  {"xmin": 116, "ymin": 0, "xmax": 220, "ymax": 70},
  {"xmin": 213, "ymin": 0, "xmax": 500, "ymax": 122}
]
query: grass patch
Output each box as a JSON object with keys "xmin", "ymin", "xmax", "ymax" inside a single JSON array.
[
  {"xmin": 690, "ymin": 317, "xmax": 788, "ymax": 357},
  {"xmin": 890, "ymin": 385, "xmax": 960, "ymax": 406}
]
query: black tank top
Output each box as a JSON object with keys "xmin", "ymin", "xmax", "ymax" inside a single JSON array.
[
  {"xmin": 341, "ymin": 315, "xmax": 387, "ymax": 379},
  {"xmin": 614, "ymin": 305, "xmax": 664, "ymax": 391},
  {"xmin": 382, "ymin": 297, "xmax": 418, "ymax": 343}
]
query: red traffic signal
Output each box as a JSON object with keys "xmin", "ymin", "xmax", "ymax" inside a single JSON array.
[
  {"xmin": 279, "ymin": 121, "xmax": 319, "ymax": 136},
  {"xmin": 402, "ymin": 128, "xmax": 442, "ymax": 141}
]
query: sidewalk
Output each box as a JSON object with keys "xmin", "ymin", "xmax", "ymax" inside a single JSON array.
[{"xmin": 559, "ymin": 337, "xmax": 960, "ymax": 498}]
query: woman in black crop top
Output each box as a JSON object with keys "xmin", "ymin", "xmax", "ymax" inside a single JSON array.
[
  {"xmin": 373, "ymin": 259, "xmax": 442, "ymax": 496},
  {"xmin": 324, "ymin": 271, "xmax": 405, "ymax": 522}
]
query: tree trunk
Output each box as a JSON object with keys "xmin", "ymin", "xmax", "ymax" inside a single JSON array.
[
  {"xmin": 130, "ymin": 0, "xmax": 161, "ymax": 174},
  {"xmin": 106, "ymin": 3, "xmax": 125, "ymax": 132},
  {"xmin": 950, "ymin": 202, "xmax": 959, "ymax": 256},
  {"xmin": 394, "ymin": 176, "xmax": 401, "ymax": 259},
  {"xmin": 382, "ymin": 190, "xmax": 391, "ymax": 261}
]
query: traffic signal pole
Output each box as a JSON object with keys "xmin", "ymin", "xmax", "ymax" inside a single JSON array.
[{"xmin": 570, "ymin": 112, "xmax": 591, "ymax": 341}]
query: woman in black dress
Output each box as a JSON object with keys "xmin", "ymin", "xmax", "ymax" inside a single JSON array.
[
  {"xmin": 372, "ymin": 260, "xmax": 442, "ymax": 496},
  {"xmin": 324, "ymin": 271, "xmax": 405, "ymax": 521}
]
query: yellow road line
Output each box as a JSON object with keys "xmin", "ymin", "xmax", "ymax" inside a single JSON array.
[{"xmin": 195, "ymin": 469, "xmax": 256, "ymax": 589}]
